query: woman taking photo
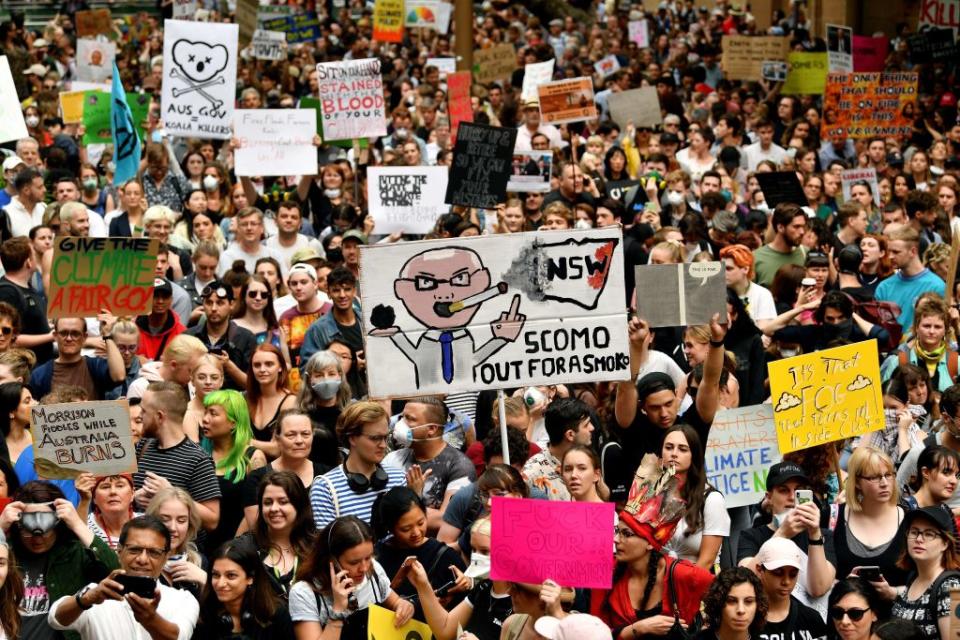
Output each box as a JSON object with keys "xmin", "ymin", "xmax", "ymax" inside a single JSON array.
[
  {"xmin": 694, "ymin": 567, "xmax": 768, "ymax": 640},
  {"xmin": 247, "ymin": 470, "xmax": 317, "ymax": 597},
  {"xmin": 247, "ymin": 344, "xmax": 298, "ymax": 457},
  {"xmin": 827, "ymin": 578, "xmax": 883, "ymax": 640},
  {"xmin": 147, "ymin": 487, "xmax": 208, "ymax": 596},
  {"xmin": 881, "ymin": 296, "xmax": 955, "ymax": 394},
  {"xmin": 183, "ymin": 354, "xmax": 225, "ymax": 442},
  {"xmin": 0, "ymin": 381, "xmax": 34, "ymax": 465},
  {"xmin": 197, "ymin": 538, "xmax": 294, "ymax": 640},
  {"xmin": 202, "ymin": 389, "xmax": 268, "ymax": 551},
  {"xmin": 86, "ymin": 474, "xmax": 137, "ymax": 550},
  {"xmin": 297, "ymin": 351, "xmax": 352, "ymax": 440},
  {"xmin": 561, "ymin": 444, "xmax": 606, "ymax": 503},
  {"xmin": 235, "ymin": 275, "xmax": 288, "ymax": 354},
  {"xmin": 288, "ymin": 515, "xmax": 415, "ymax": 639}
]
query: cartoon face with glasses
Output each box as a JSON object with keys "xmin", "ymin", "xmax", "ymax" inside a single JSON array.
[{"xmin": 368, "ymin": 246, "xmax": 525, "ymax": 388}]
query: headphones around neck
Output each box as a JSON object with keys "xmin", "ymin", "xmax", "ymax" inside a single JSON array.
[
  {"xmin": 216, "ymin": 605, "xmax": 254, "ymax": 634},
  {"xmin": 344, "ymin": 463, "xmax": 389, "ymax": 494}
]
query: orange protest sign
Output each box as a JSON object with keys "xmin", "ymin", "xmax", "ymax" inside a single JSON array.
[
  {"xmin": 823, "ymin": 72, "xmax": 918, "ymax": 139},
  {"xmin": 537, "ymin": 77, "xmax": 597, "ymax": 125},
  {"xmin": 373, "ymin": 0, "xmax": 404, "ymax": 43}
]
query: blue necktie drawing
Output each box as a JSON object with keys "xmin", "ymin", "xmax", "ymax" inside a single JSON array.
[{"xmin": 439, "ymin": 331, "xmax": 454, "ymax": 383}]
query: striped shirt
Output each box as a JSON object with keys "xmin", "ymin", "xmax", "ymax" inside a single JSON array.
[
  {"xmin": 133, "ymin": 437, "xmax": 221, "ymax": 504},
  {"xmin": 310, "ymin": 464, "xmax": 406, "ymax": 529}
]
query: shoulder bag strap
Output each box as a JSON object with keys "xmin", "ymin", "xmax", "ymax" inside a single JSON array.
[{"xmin": 320, "ymin": 474, "xmax": 340, "ymax": 518}]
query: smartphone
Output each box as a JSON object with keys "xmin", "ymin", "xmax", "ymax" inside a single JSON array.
[
  {"xmin": 115, "ymin": 574, "xmax": 157, "ymax": 599},
  {"xmin": 208, "ymin": 346, "xmax": 224, "ymax": 356},
  {"xmin": 333, "ymin": 560, "xmax": 359, "ymax": 611},
  {"xmin": 795, "ymin": 489, "xmax": 814, "ymax": 506},
  {"xmin": 858, "ymin": 566, "xmax": 882, "ymax": 582}
]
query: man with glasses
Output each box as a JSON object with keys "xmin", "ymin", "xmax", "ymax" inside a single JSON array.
[
  {"xmin": 217, "ymin": 207, "xmax": 283, "ymax": 277},
  {"xmin": 310, "ymin": 401, "xmax": 405, "ymax": 528},
  {"xmin": 185, "ymin": 280, "xmax": 255, "ymax": 390},
  {"xmin": 50, "ymin": 515, "xmax": 200, "ymax": 640},
  {"xmin": 29, "ymin": 316, "xmax": 125, "ymax": 400}
]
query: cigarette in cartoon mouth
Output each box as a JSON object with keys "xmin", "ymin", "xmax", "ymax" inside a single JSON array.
[{"xmin": 434, "ymin": 282, "xmax": 509, "ymax": 317}]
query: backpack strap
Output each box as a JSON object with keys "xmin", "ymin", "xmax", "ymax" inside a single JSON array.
[
  {"xmin": 925, "ymin": 569, "xmax": 960, "ymax": 624},
  {"xmin": 829, "ymin": 503, "xmax": 840, "ymax": 531},
  {"xmin": 319, "ymin": 474, "xmax": 340, "ymax": 518},
  {"xmin": 899, "ymin": 350, "xmax": 909, "ymax": 367}
]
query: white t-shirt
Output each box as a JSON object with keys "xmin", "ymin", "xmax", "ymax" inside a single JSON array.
[
  {"xmin": 289, "ymin": 561, "xmax": 393, "ymax": 626},
  {"xmin": 663, "ymin": 490, "xmax": 730, "ymax": 565},
  {"xmin": 264, "ymin": 234, "xmax": 326, "ymax": 271},
  {"xmin": 743, "ymin": 282, "xmax": 777, "ymax": 322},
  {"xmin": 218, "ymin": 243, "xmax": 286, "ymax": 278}
]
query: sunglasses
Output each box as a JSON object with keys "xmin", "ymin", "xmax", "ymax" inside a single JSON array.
[
  {"xmin": 0, "ymin": 327, "xmax": 11, "ymax": 335},
  {"xmin": 247, "ymin": 291, "xmax": 269, "ymax": 300},
  {"xmin": 829, "ymin": 607, "xmax": 870, "ymax": 622}
]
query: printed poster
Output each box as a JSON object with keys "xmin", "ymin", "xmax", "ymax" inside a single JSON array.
[
  {"xmin": 161, "ymin": 19, "xmax": 238, "ymax": 140},
  {"xmin": 507, "ymin": 150, "xmax": 553, "ymax": 193},
  {"xmin": 841, "ymin": 168, "xmax": 881, "ymax": 207},
  {"xmin": 537, "ymin": 77, "xmax": 597, "ymax": 125},
  {"xmin": 373, "ymin": 0, "xmax": 404, "ymax": 42},
  {"xmin": 77, "ymin": 39, "xmax": 116, "ymax": 84},
  {"xmin": 827, "ymin": 24, "xmax": 853, "ymax": 72}
]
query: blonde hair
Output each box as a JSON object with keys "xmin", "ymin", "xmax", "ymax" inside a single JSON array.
[
  {"xmin": 146, "ymin": 487, "xmax": 203, "ymax": 565},
  {"xmin": 845, "ymin": 447, "xmax": 899, "ymax": 510},
  {"xmin": 191, "ymin": 353, "xmax": 224, "ymax": 374},
  {"xmin": 112, "ymin": 320, "xmax": 139, "ymax": 339},
  {"xmin": 143, "ymin": 205, "xmax": 176, "ymax": 227},
  {"xmin": 161, "ymin": 334, "xmax": 207, "ymax": 365},
  {"xmin": 651, "ymin": 240, "xmax": 686, "ymax": 263}
]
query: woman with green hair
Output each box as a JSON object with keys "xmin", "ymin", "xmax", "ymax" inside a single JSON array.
[{"xmin": 202, "ymin": 389, "xmax": 267, "ymax": 552}]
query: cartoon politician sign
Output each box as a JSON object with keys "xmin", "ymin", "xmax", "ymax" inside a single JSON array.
[{"xmin": 360, "ymin": 229, "xmax": 631, "ymax": 398}]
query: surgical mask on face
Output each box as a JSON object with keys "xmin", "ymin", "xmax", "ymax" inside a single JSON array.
[
  {"xmin": 756, "ymin": 202, "xmax": 771, "ymax": 213},
  {"xmin": 21, "ymin": 510, "xmax": 59, "ymax": 536},
  {"xmin": 82, "ymin": 178, "xmax": 98, "ymax": 191},
  {"xmin": 312, "ymin": 379, "xmax": 341, "ymax": 400},
  {"xmin": 202, "ymin": 176, "xmax": 219, "ymax": 191},
  {"xmin": 667, "ymin": 190, "xmax": 685, "ymax": 206},
  {"xmin": 464, "ymin": 552, "xmax": 491, "ymax": 579},
  {"xmin": 394, "ymin": 127, "xmax": 409, "ymax": 139},
  {"xmin": 25, "ymin": 115, "xmax": 39, "ymax": 128},
  {"xmin": 779, "ymin": 347, "xmax": 800, "ymax": 358},
  {"xmin": 393, "ymin": 418, "xmax": 441, "ymax": 447},
  {"xmin": 575, "ymin": 219, "xmax": 592, "ymax": 230},
  {"xmin": 523, "ymin": 387, "xmax": 547, "ymax": 407},
  {"xmin": 324, "ymin": 188, "xmax": 341, "ymax": 199}
]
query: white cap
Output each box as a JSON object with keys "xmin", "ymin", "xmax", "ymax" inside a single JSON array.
[
  {"xmin": 288, "ymin": 263, "xmax": 317, "ymax": 281},
  {"xmin": 2, "ymin": 156, "xmax": 25, "ymax": 173},
  {"xmin": 756, "ymin": 536, "xmax": 804, "ymax": 571},
  {"xmin": 32, "ymin": 38, "xmax": 49, "ymax": 48},
  {"xmin": 24, "ymin": 63, "xmax": 48, "ymax": 76},
  {"xmin": 535, "ymin": 614, "xmax": 611, "ymax": 640}
]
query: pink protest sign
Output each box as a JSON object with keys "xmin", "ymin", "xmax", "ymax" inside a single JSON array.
[
  {"xmin": 853, "ymin": 35, "xmax": 888, "ymax": 72},
  {"xmin": 490, "ymin": 497, "xmax": 615, "ymax": 589}
]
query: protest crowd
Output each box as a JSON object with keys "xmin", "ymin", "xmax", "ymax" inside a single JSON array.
[{"xmin": 1, "ymin": 0, "xmax": 960, "ymax": 639}]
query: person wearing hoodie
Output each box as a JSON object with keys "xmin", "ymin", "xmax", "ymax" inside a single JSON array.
[{"xmin": 135, "ymin": 278, "xmax": 186, "ymax": 361}]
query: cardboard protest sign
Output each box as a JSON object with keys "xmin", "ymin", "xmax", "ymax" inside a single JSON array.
[
  {"xmin": 447, "ymin": 70, "xmax": 473, "ymax": 136},
  {"xmin": 769, "ymin": 340, "xmax": 884, "ymax": 454},
  {"xmin": 373, "ymin": 0, "xmax": 404, "ymax": 42},
  {"xmin": 236, "ymin": 0, "xmax": 258, "ymax": 48},
  {"xmin": 608, "ymin": 87, "xmax": 662, "ymax": 129},
  {"xmin": 827, "ymin": 24, "xmax": 853, "ymax": 72},
  {"xmin": 490, "ymin": 497, "xmax": 615, "ymax": 589},
  {"xmin": 909, "ymin": 28, "xmax": 957, "ymax": 63},
  {"xmin": 251, "ymin": 30, "xmax": 286, "ymax": 61},
  {"xmin": 47, "ymin": 237, "xmax": 159, "ymax": 319},
  {"xmin": 367, "ymin": 166, "xmax": 450, "ymax": 235},
  {"xmin": 31, "ymin": 401, "xmax": 137, "ymax": 480},
  {"xmin": 316, "ymin": 59, "xmax": 386, "ymax": 142},
  {"xmin": 782, "ymin": 52, "xmax": 827, "ymax": 95},
  {"xmin": 756, "ymin": 171, "xmax": 807, "ymax": 208},
  {"xmin": 853, "ymin": 35, "xmax": 889, "ymax": 72},
  {"xmin": 594, "ymin": 55, "xmax": 621, "ymax": 77},
  {"xmin": 260, "ymin": 13, "xmax": 322, "ymax": 44},
  {"xmin": 427, "ymin": 57, "xmax": 457, "ymax": 75},
  {"xmin": 635, "ymin": 262, "xmax": 728, "ymax": 328},
  {"xmin": 920, "ymin": 0, "xmax": 960, "ymax": 34},
  {"xmin": 77, "ymin": 39, "xmax": 115, "ymax": 84},
  {"xmin": 721, "ymin": 35, "xmax": 789, "ymax": 80},
  {"xmin": 445, "ymin": 122, "xmax": 517, "ymax": 209},
  {"xmin": 507, "ymin": 150, "xmax": 552, "ymax": 193},
  {"xmin": 76, "ymin": 9, "xmax": 112, "ymax": 37},
  {"xmin": 0, "ymin": 57, "xmax": 28, "ymax": 143},
  {"xmin": 172, "ymin": 0, "xmax": 198, "ymax": 19},
  {"xmin": 360, "ymin": 228, "xmax": 629, "ymax": 396},
  {"xmin": 473, "ymin": 43, "xmax": 517, "ymax": 85},
  {"xmin": 59, "ymin": 90, "xmax": 85, "ymax": 124},
  {"xmin": 234, "ymin": 110, "xmax": 317, "ymax": 177},
  {"xmin": 521, "ymin": 59, "xmax": 555, "ymax": 103},
  {"xmin": 628, "ymin": 20, "xmax": 649, "ymax": 47},
  {"xmin": 841, "ymin": 168, "xmax": 881, "ymax": 207},
  {"xmin": 538, "ymin": 77, "xmax": 597, "ymax": 125},
  {"xmin": 367, "ymin": 605, "xmax": 432, "ymax": 640},
  {"xmin": 82, "ymin": 91, "xmax": 149, "ymax": 145},
  {"xmin": 823, "ymin": 72, "xmax": 918, "ymax": 138},
  {"xmin": 705, "ymin": 405, "xmax": 781, "ymax": 508},
  {"xmin": 161, "ymin": 19, "xmax": 238, "ymax": 140}
]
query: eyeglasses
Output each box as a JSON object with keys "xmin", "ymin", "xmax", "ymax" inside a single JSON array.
[
  {"xmin": 829, "ymin": 607, "xmax": 870, "ymax": 622},
  {"xmin": 858, "ymin": 472, "xmax": 894, "ymax": 484},
  {"xmin": 614, "ymin": 527, "xmax": 637, "ymax": 539},
  {"xmin": 121, "ymin": 545, "xmax": 168, "ymax": 560},
  {"xmin": 116, "ymin": 344, "xmax": 139, "ymax": 353},
  {"xmin": 247, "ymin": 291, "xmax": 269, "ymax": 300},
  {"xmin": 400, "ymin": 270, "xmax": 478, "ymax": 291},
  {"xmin": 907, "ymin": 528, "xmax": 943, "ymax": 542},
  {"xmin": 56, "ymin": 331, "xmax": 84, "ymax": 340},
  {"xmin": 360, "ymin": 433, "xmax": 389, "ymax": 444}
]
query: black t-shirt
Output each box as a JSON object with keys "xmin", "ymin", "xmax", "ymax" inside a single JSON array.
[
  {"xmin": 758, "ymin": 598, "xmax": 827, "ymax": 640},
  {"xmin": 465, "ymin": 580, "xmax": 513, "ymax": 640},
  {"xmin": 335, "ymin": 318, "xmax": 363, "ymax": 352},
  {"xmin": 616, "ymin": 402, "xmax": 711, "ymax": 477},
  {"xmin": 242, "ymin": 461, "xmax": 325, "ymax": 508},
  {"xmin": 0, "ymin": 277, "xmax": 53, "ymax": 363}
]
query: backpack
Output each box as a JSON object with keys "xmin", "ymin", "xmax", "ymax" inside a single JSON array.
[
  {"xmin": 855, "ymin": 299, "xmax": 903, "ymax": 351},
  {"xmin": 899, "ymin": 349, "xmax": 959, "ymax": 385}
]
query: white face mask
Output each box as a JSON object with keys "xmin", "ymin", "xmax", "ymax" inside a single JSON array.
[
  {"xmin": 394, "ymin": 127, "xmax": 409, "ymax": 139},
  {"xmin": 523, "ymin": 387, "xmax": 546, "ymax": 407},
  {"xmin": 779, "ymin": 347, "xmax": 800, "ymax": 358},
  {"xmin": 25, "ymin": 115, "xmax": 39, "ymax": 128},
  {"xmin": 667, "ymin": 190, "xmax": 685, "ymax": 206},
  {"xmin": 324, "ymin": 188, "xmax": 341, "ymax": 199},
  {"xmin": 312, "ymin": 379, "xmax": 341, "ymax": 400},
  {"xmin": 464, "ymin": 552, "xmax": 491, "ymax": 580},
  {"xmin": 202, "ymin": 175, "xmax": 219, "ymax": 191},
  {"xmin": 574, "ymin": 219, "xmax": 592, "ymax": 230},
  {"xmin": 393, "ymin": 418, "xmax": 442, "ymax": 447}
]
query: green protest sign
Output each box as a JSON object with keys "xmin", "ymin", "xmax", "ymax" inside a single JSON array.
[{"xmin": 82, "ymin": 91, "xmax": 150, "ymax": 145}]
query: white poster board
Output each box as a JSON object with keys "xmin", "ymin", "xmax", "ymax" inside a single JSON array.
[
  {"xmin": 161, "ymin": 19, "xmax": 238, "ymax": 139},
  {"xmin": 827, "ymin": 24, "xmax": 853, "ymax": 72},
  {"xmin": 360, "ymin": 228, "xmax": 630, "ymax": 397},
  {"xmin": 841, "ymin": 167, "xmax": 881, "ymax": 207},
  {"xmin": 76, "ymin": 39, "xmax": 116, "ymax": 84},
  {"xmin": 367, "ymin": 166, "xmax": 450, "ymax": 235},
  {"xmin": 628, "ymin": 20, "xmax": 649, "ymax": 47},
  {"xmin": 316, "ymin": 58, "xmax": 387, "ymax": 141},
  {"xmin": 234, "ymin": 109, "xmax": 317, "ymax": 177},
  {"xmin": 252, "ymin": 29, "xmax": 286, "ymax": 61},
  {"xmin": 426, "ymin": 57, "xmax": 457, "ymax": 75},
  {"xmin": 173, "ymin": 0, "xmax": 198, "ymax": 19},
  {"xmin": 521, "ymin": 59, "xmax": 555, "ymax": 102},
  {"xmin": 608, "ymin": 87, "xmax": 662, "ymax": 128},
  {"xmin": 594, "ymin": 55, "xmax": 621, "ymax": 77},
  {"xmin": 507, "ymin": 150, "xmax": 553, "ymax": 193},
  {"xmin": 704, "ymin": 405, "xmax": 781, "ymax": 508},
  {"xmin": 31, "ymin": 400, "xmax": 137, "ymax": 479},
  {"xmin": 0, "ymin": 56, "xmax": 28, "ymax": 143}
]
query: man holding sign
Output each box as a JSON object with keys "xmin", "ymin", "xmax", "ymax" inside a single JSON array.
[{"xmin": 29, "ymin": 317, "xmax": 126, "ymax": 401}]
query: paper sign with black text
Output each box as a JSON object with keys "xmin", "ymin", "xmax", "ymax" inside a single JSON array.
[
  {"xmin": 161, "ymin": 19, "xmax": 238, "ymax": 140},
  {"xmin": 234, "ymin": 109, "xmax": 317, "ymax": 177},
  {"xmin": 316, "ymin": 58, "xmax": 387, "ymax": 141},
  {"xmin": 360, "ymin": 228, "xmax": 630, "ymax": 396},
  {"xmin": 368, "ymin": 166, "xmax": 450, "ymax": 235},
  {"xmin": 31, "ymin": 401, "xmax": 137, "ymax": 479},
  {"xmin": 635, "ymin": 262, "xmax": 728, "ymax": 328},
  {"xmin": 473, "ymin": 43, "xmax": 517, "ymax": 85},
  {"xmin": 252, "ymin": 30, "xmax": 286, "ymax": 60},
  {"xmin": 538, "ymin": 78, "xmax": 597, "ymax": 125},
  {"xmin": 705, "ymin": 405, "xmax": 781, "ymax": 508},
  {"xmin": 445, "ymin": 122, "xmax": 517, "ymax": 209}
]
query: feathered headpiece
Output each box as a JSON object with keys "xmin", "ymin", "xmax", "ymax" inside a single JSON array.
[{"xmin": 619, "ymin": 453, "xmax": 687, "ymax": 550}]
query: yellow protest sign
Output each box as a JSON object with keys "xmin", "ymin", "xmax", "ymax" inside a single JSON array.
[
  {"xmin": 373, "ymin": 0, "xmax": 404, "ymax": 43},
  {"xmin": 367, "ymin": 604, "xmax": 432, "ymax": 640},
  {"xmin": 768, "ymin": 340, "xmax": 883, "ymax": 454},
  {"xmin": 59, "ymin": 91, "xmax": 85, "ymax": 124},
  {"xmin": 781, "ymin": 52, "xmax": 828, "ymax": 95}
]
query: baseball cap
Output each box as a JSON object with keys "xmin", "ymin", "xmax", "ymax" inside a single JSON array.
[
  {"xmin": 903, "ymin": 505, "xmax": 954, "ymax": 535},
  {"xmin": 2, "ymin": 156, "xmax": 24, "ymax": 173},
  {"xmin": 291, "ymin": 246, "xmax": 325, "ymax": 266},
  {"xmin": 756, "ymin": 537, "xmax": 804, "ymax": 570},
  {"xmin": 24, "ymin": 63, "xmax": 48, "ymax": 76},
  {"xmin": 635, "ymin": 372, "xmax": 676, "ymax": 401},
  {"xmin": 201, "ymin": 280, "xmax": 233, "ymax": 301},
  {"xmin": 342, "ymin": 229, "xmax": 367, "ymax": 244},
  {"xmin": 288, "ymin": 263, "xmax": 318, "ymax": 281},
  {"xmin": 32, "ymin": 38, "xmax": 49, "ymax": 49},
  {"xmin": 766, "ymin": 461, "xmax": 810, "ymax": 491},
  {"xmin": 153, "ymin": 278, "xmax": 173, "ymax": 297},
  {"xmin": 660, "ymin": 132, "xmax": 681, "ymax": 145},
  {"xmin": 535, "ymin": 614, "xmax": 611, "ymax": 640}
]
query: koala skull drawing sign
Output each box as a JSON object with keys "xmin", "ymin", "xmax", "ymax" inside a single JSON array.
[{"xmin": 161, "ymin": 19, "xmax": 238, "ymax": 139}]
